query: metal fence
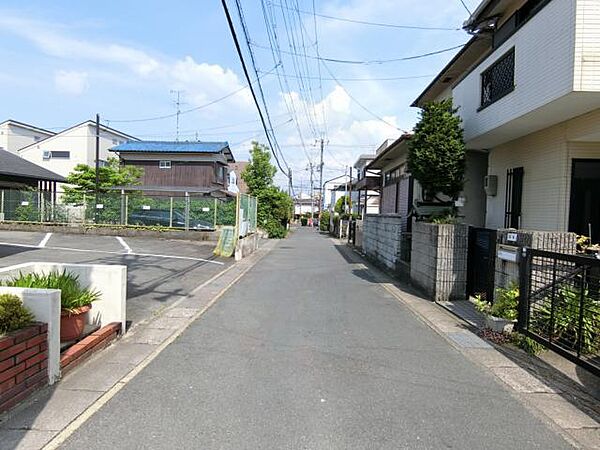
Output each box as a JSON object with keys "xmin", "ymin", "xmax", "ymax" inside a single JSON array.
[
  {"xmin": 0, "ymin": 189, "xmax": 257, "ymax": 234},
  {"xmin": 518, "ymin": 248, "xmax": 600, "ymax": 377}
]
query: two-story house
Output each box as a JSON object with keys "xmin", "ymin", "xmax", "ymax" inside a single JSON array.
[
  {"xmin": 0, "ymin": 120, "xmax": 55, "ymax": 154},
  {"xmin": 352, "ymin": 154, "xmax": 380, "ymax": 218},
  {"xmin": 18, "ymin": 121, "xmax": 137, "ymax": 179},
  {"xmin": 414, "ymin": 0, "xmax": 600, "ymax": 241},
  {"xmin": 109, "ymin": 141, "xmax": 235, "ymax": 195}
]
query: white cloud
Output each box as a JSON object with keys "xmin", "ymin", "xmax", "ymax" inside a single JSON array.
[{"xmin": 54, "ymin": 70, "xmax": 88, "ymax": 95}]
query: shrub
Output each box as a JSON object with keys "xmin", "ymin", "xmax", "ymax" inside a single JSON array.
[
  {"xmin": 474, "ymin": 283, "xmax": 519, "ymax": 321},
  {"xmin": 264, "ymin": 220, "xmax": 287, "ymax": 239},
  {"xmin": 2, "ymin": 271, "xmax": 101, "ymax": 312},
  {"xmin": 300, "ymin": 217, "xmax": 308, "ymax": 226},
  {"xmin": 512, "ymin": 333, "xmax": 545, "ymax": 355},
  {"xmin": 320, "ymin": 211, "xmax": 330, "ymax": 231},
  {"xmin": 0, "ymin": 294, "xmax": 34, "ymax": 335}
]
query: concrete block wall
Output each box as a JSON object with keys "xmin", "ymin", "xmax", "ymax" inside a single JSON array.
[
  {"xmin": 411, "ymin": 222, "xmax": 469, "ymax": 301},
  {"xmin": 362, "ymin": 214, "xmax": 404, "ymax": 273},
  {"xmin": 494, "ymin": 229, "xmax": 577, "ymax": 296}
]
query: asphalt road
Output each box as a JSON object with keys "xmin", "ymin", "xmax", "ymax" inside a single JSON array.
[
  {"xmin": 0, "ymin": 231, "xmax": 230, "ymax": 326},
  {"xmin": 60, "ymin": 228, "xmax": 570, "ymax": 449}
]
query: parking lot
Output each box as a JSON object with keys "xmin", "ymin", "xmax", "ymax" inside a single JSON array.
[{"xmin": 0, "ymin": 230, "xmax": 232, "ymax": 327}]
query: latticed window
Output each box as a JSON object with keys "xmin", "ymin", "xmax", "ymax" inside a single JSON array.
[{"xmin": 480, "ymin": 48, "xmax": 515, "ymax": 109}]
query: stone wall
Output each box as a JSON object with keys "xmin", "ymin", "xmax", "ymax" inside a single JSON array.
[
  {"xmin": 494, "ymin": 229, "xmax": 577, "ymax": 296},
  {"xmin": 362, "ymin": 214, "xmax": 404, "ymax": 273},
  {"xmin": 410, "ymin": 222, "xmax": 469, "ymax": 301}
]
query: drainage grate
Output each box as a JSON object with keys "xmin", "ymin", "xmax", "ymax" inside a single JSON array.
[{"xmin": 446, "ymin": 332, "xmax": 492, "ymax": 349}]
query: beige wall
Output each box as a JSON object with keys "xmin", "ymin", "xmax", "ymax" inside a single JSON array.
[
  {"xmin": 485, "ymin": 107, "xmax": 600, "ymax": 231},
  {"xmin": 0, "ymin": 123, "xmax": 52, "ymax": 154}
]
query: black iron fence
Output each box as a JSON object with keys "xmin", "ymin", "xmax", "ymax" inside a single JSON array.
[{"xmin": 518, "ymin": 248, "xmax": 600, "ymax": 377}]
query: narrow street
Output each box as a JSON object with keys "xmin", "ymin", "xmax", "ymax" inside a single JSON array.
[{"xmin": 59, "ymin": 228, "xmax": 569, "ymax": 449}]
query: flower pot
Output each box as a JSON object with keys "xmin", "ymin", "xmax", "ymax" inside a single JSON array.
[
  {"xmin": 485, "ymin": 315, "xmax": 516, "ymax": 333},
  {"xmin": 60, "ymin": 305, "xmax": 91, "ymax": 342}
]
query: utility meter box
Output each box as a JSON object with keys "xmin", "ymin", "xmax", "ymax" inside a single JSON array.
[{"xmin": 484, "ymin": 175, "xmax": 498, "ymax": 196}]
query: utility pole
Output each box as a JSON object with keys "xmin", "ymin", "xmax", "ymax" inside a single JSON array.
[
  {"xmin": 288, "ymin": 169, "xmax": 293, "ymax": 197},
  {"xmin": 95, "ymin": 113, "xmax": 100, "ymax": 223},
  {"xmin": 318, "ymin": 138, "xmax": 324, "ymax": 216},
  {"xmin": 308, "ymin": 162, "xmax": 315, "ymax": 226},
  {"xmin": 170, "ymin": 90, "xmax": 184, "ymax": 141}
]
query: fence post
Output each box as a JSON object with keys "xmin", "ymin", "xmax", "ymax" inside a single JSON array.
[
  {"xmin": 169, "ymin": 197, "xmax": 173, "ymax": 228},
  {"xmin": 125, "ymin": 193, "xmax": 129, "ymax": 225},
  {"xmin": 213, "ymin": 198, "xmax": 218, "ymax": 228},
  {"xmin": 184, "ymin": 192, "xmax": 190, "ymax": 231},
  {"xmin": 235, "ymin": 193, "xmax": 240, "ymax": 238},
  {"xmin": 83, "ymin": 192, "xmax": 87, "ymax": 224},
  {"xmin": 0, "ymin": 190, "xmax": 4, "ymax": 220},
  {"xmin": 120, "ymin": 189, "xmax": 126, "ymax": 225},
  {"xmin": 517, "ymin": 247, "xmax": 532, "ymax": 332},
  {"xmin": 39, "ymin": 189, "xmax": 45, "ymax": 223}
]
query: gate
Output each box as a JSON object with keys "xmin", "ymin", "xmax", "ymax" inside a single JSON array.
[
  {"xmin": 518, "ymin": 248, "xmax": 600, "ymax": 377},
  {"xmin": 467, "ymin": 227, "xmax": 497, "ymax": 301}
]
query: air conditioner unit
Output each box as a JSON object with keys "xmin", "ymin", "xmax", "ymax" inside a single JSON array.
[
  {"xmin": 42, "ymin": 150, "xmax": 51, "ymax": 160},
  {"xmin": 484, "ymin": 175, "xmax": 498, "ymax": 196}
]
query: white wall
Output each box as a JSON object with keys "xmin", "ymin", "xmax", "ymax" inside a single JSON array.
[
  {"xmin": 19, "ymin": 123, "xmax": 129, "ymax": 178},
  {"xmin": 0, "ymin": 123, "xmax": 52, "ymax": 154},
  {"xmin": 574, "ymin": 0, "xmax": 600, "ymax": 92},
  {"xmin": 453, "ymin": 0, "xmax": 577, "ymax": 144}
]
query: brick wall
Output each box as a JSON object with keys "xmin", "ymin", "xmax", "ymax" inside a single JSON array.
[
  {"xmin": 411, "ymin": 222, "xmax": 469, "ymax": 301},
  {"xmin": 0, "ymin": 323, "xmax": 48, "ymax": 413},
  {"xmin": 363, "ymin": 214, "xmax": 405, "ymax": 274}
]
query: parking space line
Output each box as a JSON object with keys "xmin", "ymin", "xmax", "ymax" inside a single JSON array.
[
  {"xmin": 0, "ymin": 241, "xmax": 224, "ymax": 265},
  {"xmin": 38, "ymin": 232, "xmax": 52, "ymax": 248},
  {"xmin": 115, "ymin": 236, "xmax": 132, "ymax": 254}
]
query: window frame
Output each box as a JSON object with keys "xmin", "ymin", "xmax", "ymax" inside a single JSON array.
[
  {"xmin": 479, "ymin": 47, "xmax": 516, "ymax": 111},
  {"xmin": 159, "ymin": 160, "xmax": 172, "ymax": 169}
]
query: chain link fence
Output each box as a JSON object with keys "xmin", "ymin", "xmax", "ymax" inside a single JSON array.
[{"xmin": 0, "ymin": 189, "xmax": 257, "ymax": 233}]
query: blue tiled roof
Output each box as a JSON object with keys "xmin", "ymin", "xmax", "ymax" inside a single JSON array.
[{"xmin": 109, "ymin": 141, "xmax": 229, "ymax": 153}]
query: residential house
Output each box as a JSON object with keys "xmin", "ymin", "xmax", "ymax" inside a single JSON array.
[
  {"xmin": 228, "ymin": 161, "xmax": 249, "ymax": 194},
  {"xmin": 352, "ymin": 154, "xmax": 380, "ymax": 218},
  {"xmin": 0, "ymin": 120, "xmax": 55, "ymax": 154},
  {"xmin": 109, "ymin": 141, "xmax": 235, "ymax": 195},
  {"xmin": 294, "ymin": 193, "xmax": 318, "ymax": 217},
  {"xmin": 414, "ymin": 0, "xmax": 600, "ymax": 240},
  {"xmin": 18, "ymin": 121, "xmax": 137, "ymax": 179}
]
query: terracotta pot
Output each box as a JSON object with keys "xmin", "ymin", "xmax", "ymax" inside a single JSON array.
[{"xmin": 60, "ymin": 305, "xmax": 91, "ymax": 342}]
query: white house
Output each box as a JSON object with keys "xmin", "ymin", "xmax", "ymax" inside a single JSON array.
[
  {"xmin": 18, "ymin": 121, "xmax": 138, "ymax": 178},
  {"xmin": 413, "ymin": 0, "xmax": 600, "ymax": 241},
  {"xmin": 0, "ymin": 120, "xmax": 55, "ymax": 154},
  {"xmin": 352, "ymin": 153, "xmax": 380, "ymax": 217}
]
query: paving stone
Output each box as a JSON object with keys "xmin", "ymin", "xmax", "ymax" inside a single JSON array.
[
  {"xmin": 146, "ymin": 316, "xmax": 190, "ymax": 330},
  {"xmin": 99, "ymin": 342, "xmax": 156, "ymax": 366},
  {"xmin": 0, "ymin": 429, "xmax": 55, "ymax": 449},
  {"xmin": 464, "ymin": 348, "xmax": 519, "ymax": 368},
  {"xmin": 0, "ymin": 388, "xmax": 102, "ymax": 432},
  {"xmin": 59, "ymin": 360, "xmax": 134, "ymax": 392},
  {"xmin": 163, "ymin": 307, "xmax": 200, "ymax": 318},
  {"xmin": 565, "ymin": 427, "xmax": 600, "ymax": 449},
  {"xmin": 446, "ymin": 332, "xmax": 492, "ymax": 349},
  {"xmin": 128, "ymin": 327, "xmax": 175, "ymax": 345},
  {"xmin": 523, "ymin": 393, "xmax": 600, "ymax": 429},
  {"xmin": 491, "ymin": 367, "xmax": 561, "ymax": 393}
]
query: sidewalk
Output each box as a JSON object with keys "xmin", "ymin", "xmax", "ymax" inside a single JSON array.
[{"xmin": 25, "ymin": 228, "xmax": 581, "ymax": 449}]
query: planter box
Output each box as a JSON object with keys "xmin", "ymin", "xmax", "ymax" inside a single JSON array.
[
  {"xmin": 484, "ymin": 315, "xmax": 516, "ymax": 333},
  {"xmin": 0, "ymin": 323, "xmax": 49, "ymax": 413}
]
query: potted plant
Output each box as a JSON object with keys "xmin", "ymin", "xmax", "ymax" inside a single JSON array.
[
  {"xmin": 473, "ymin": 282, "xmax": 519, "ymax": 333},
  {"xmin": 2, "ymin": 271, "xmax": 100, "ymax": 341}
]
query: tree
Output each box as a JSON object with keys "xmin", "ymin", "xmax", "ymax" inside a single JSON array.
[
  {"xmin": 408, "ymin": 99, "xmax": 466, "ymax": 201},
  {"xmin": 242, "ymin": 142, "xmax": 293, "ymax": 238},
  {"xmin": 334, "ymin": 195, "xmax": 351, "ymax": 215},
  {"xmin": 62, "ymin": 157, "xmax": 143, "ymax": 204}
]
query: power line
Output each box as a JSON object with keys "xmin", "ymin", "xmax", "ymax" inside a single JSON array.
[
  {"xmin": 257, "ymin": 69, "xmax": 436, "ymax": 82},
  {"xmin": 106, "ymin": 65, "xmax": 279, "ymax": 124},
  {"xmin": 458, "ymin": 0, "xmax": 473, "ymax": 15},
  {"xmin": 251, "ymin": 41, "xmax": 467, "ymax": 65},
  {"xmin": 220, "ymin": 0, "xmax": 290, "ymax": 180},
  {"xmin": 272, "ymin": 3, "xmax": 462, "ymax": 31},
  {"xmin": 320, "ymin": 60, "xmax": 407, "ymax": 133}
]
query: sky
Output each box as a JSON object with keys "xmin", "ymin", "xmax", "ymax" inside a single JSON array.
[{"xmin": 0, "ymin": 0, "xmax": 481, "ymax": 191}]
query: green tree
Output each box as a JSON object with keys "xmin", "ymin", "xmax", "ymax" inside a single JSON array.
[
  {"xmin": 63, "ymin": 157, "xmax": 143, "ymax": 204},
  {"xmin": 242, "ymin": 142, "xmax": 293, "ymax": 238},
  {"xmin": 334, "ymin": 195, "xmax": 351, "ymax": 215},
  {"xmin": 408, "ymin": 99, "xmax": 466, "ymax": 200}
]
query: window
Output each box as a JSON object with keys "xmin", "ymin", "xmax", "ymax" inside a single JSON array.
[
  {"xmin": 98, "ymin": 159, "xmax": 108, "ymax": 167},
  {"xmin": 51, "ymin": 151, "xmax": 70, "ymax": 159},
  {"xmin": 504, "ymin": 167, "xmax": 523, "ymax": 228},
  {"xmin": 215, "ymin": 164, "xmax": 226, "ymax": 183},
  {"xmin": 159, "ymin": 160, "xmax": 171, "ymax": 169},
  {"xmin": 42, "ymin": 150, "xmax": 51, "ymax": 160},
  {"xmin": 112, "ymin": 139, "xmax": 119, "ymax": 145},
  {"xmin": 480, "ymin": 48, "xmax": 515, "ymax": 109},
  {"xmin": 34, "ymin": 136, "xmax": 41, "ymax": 142}
]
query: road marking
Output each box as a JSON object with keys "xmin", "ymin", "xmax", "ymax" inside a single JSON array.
[
  {"xmin": 115, "ymin": 236, "xmax": 132, "ymax": 254},
  {"xmin": 0, "ymin": 241, "xmax": 224, "ymax": 265},
  {"xmin": 37, "ymin": 232, "xmax": 52, "ymax": 248}
]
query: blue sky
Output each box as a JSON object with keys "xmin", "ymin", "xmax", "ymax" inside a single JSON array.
[{"xmin": 0, "ymin": 0, "xmax": 480, "ymax": 190}]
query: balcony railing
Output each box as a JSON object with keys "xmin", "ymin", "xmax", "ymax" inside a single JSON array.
[{"xmin": 480, "ymin": 48, "xmax": 515, "ymax": 110}]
